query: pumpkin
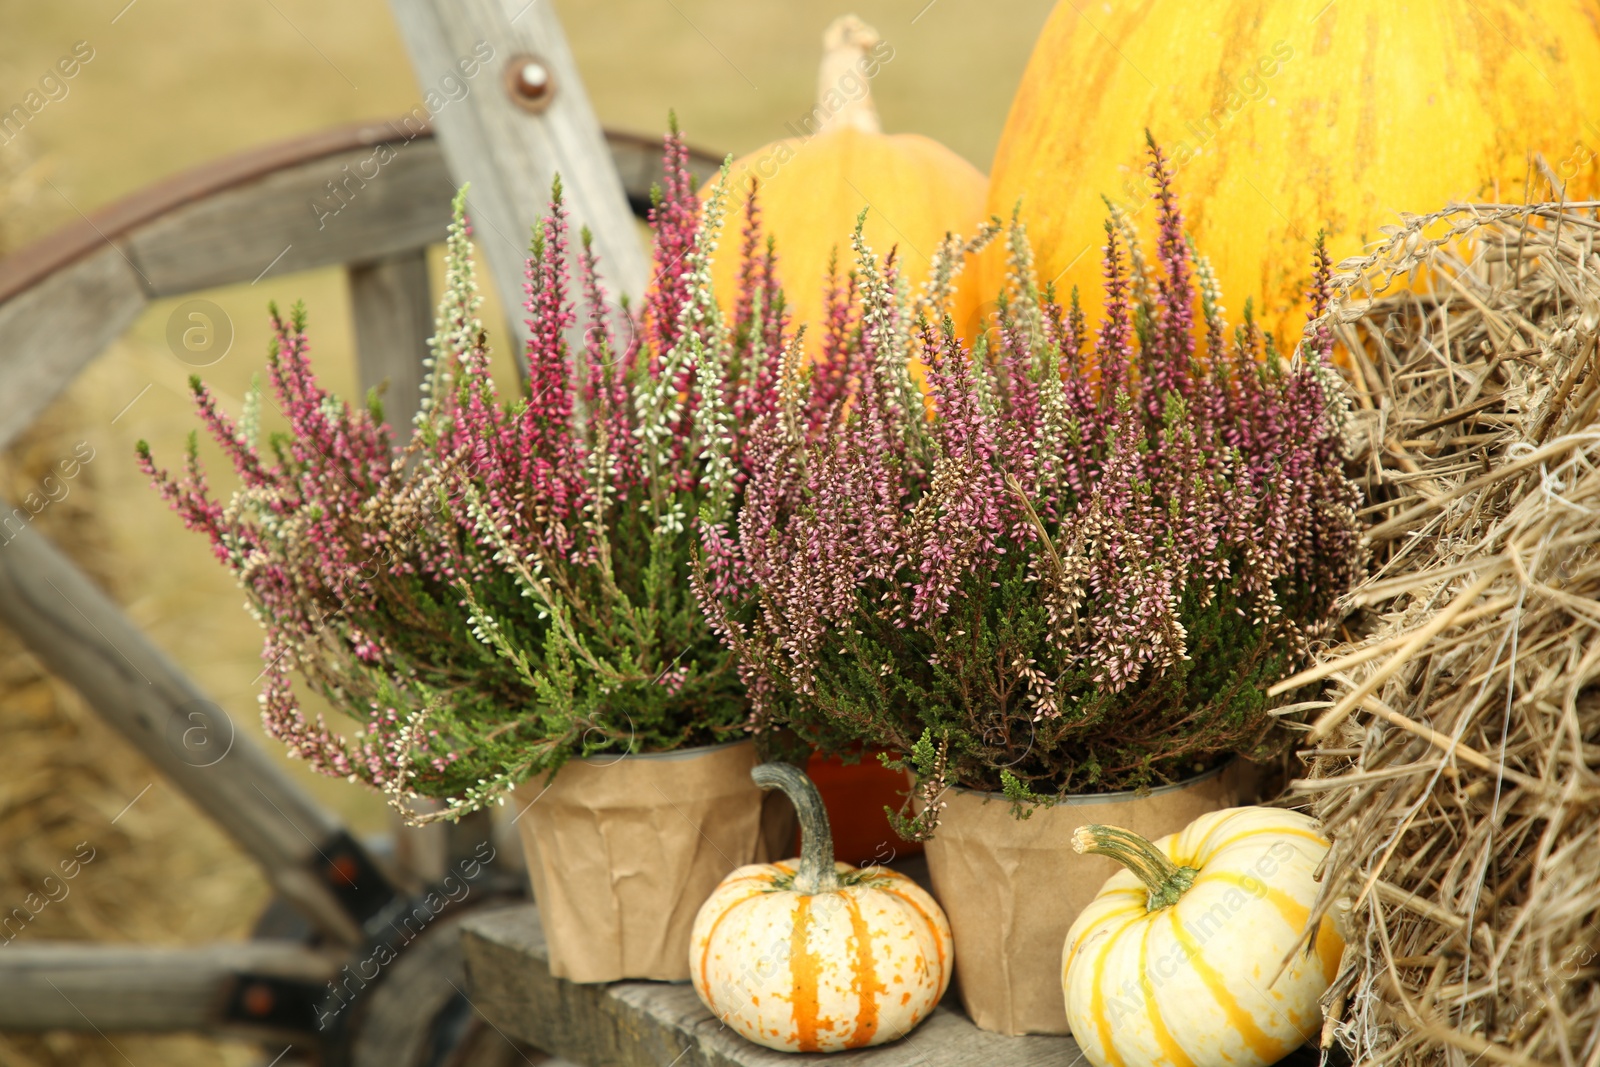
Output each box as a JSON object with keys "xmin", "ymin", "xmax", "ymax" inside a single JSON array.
[
  {"xmin": 703, "ymin": 15, "xmax": 989, "ymax": 349},
  {"xmin": 1062, "ymin": 807, "xmax": 1344, "ymax": 1067},
  {"xmin": 978, "ymin": 0, "xmax": 1600, "ymax": 346},
  {"xmin": 690, "ymin": 761, "xmax": 952, "ymax": 1053}
]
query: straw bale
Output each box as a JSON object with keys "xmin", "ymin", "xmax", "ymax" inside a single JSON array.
[{"xmin": 1288, "ymin": 197, "xmax": 1600, "ymax": 1067}]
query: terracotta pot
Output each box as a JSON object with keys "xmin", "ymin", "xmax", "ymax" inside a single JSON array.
[
  {"xmin": 510, "ymin": 739, "xmax": 775, "ymax": 983},
  {"xmin": 922, "ymin": 763, "xmax": 1245, "ymax": 1035},
  {"xmin": 803, "ymin": 749, "xmax": 924, "ymax": 868}
]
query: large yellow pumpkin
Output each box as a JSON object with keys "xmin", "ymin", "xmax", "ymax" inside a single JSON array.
[
  {"xmin": 704, "ymin": 15, "xmax": 989, "ymax": 350},
  {"xmin": 979, "ymin": 0, "xmax": 1600, "ymax": 346},
  {"xmin": 1063, "ymin": 807, "xmax": 1344, "ymax": 1067},
  {"xmin": 690, "ymin": 762, "xmax": 952, "ymax": 1053}
]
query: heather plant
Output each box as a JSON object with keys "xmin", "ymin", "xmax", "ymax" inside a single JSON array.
[
  {"xmin": 695, "ymin": 140, "xmax": 1362, "ymax": 834},
  {"xmin": 138, "ymin": 129, "xmax": 810, "ymax": 819}
]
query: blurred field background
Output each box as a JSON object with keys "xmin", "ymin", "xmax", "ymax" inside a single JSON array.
[{"xmin": 0, "ymin": 2, "xmax": 1051, "ymax": 1064}]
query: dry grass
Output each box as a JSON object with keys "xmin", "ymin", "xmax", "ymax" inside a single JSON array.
[{"xmin": 1284, "ymin": 196, "xmax": 1600, "ymax": 1067}]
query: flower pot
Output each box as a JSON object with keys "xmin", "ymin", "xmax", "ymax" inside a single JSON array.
[
  {"xmin": 921, "ymin": 762, "xmax": 1245, "ymax": 1035},
  {"xmin": 803, "ymin": 749, "xmax": 924, "ymax": 867},
  {"xmin": 510, "ymin": 738, "xmax": 775, "ymax": 983}
]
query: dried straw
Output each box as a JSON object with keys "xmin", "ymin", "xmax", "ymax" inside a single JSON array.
[{"xmin": 1287, "ymin": 197, "xmax": 1600, "ymax": 1067}]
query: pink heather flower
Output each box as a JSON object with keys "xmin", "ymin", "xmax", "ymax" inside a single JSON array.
[
  {"xmin": 696, "ymin": 139, "xmax": 1363, "ymax": 801},
  {"xmin": 142, "ymin": 126, "xmax": 797, "ymax": 814}
]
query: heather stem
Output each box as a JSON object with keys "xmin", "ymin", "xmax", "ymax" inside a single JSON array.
[
  {"xmin": 752, "ymin": 761, "xmax": 840, "ymax": 894},
  {"xmin": 1072, "ymin": 823, "xmax": 1197, "ymax": 911}
]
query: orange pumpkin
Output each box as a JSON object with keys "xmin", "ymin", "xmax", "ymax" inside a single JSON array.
[
  {"xmin": 689, "ymin": 762, "xmax": 952, "ymax": 1053},
  {"xmin": 978, "ymin": 0, "xmax": 1600, "ymax": 346},
  {"xmin": 703, "ymin": 15, "xmax": 989, "ymax": 350}
]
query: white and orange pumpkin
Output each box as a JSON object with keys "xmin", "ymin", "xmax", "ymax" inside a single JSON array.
[
  {"xmin": 1063, "ymin": 807, "xmax": 1344, "ymax": 1067},
  {"xmin": 690, "ymin": 762, "xmax": 952, "ymax": 1053}
]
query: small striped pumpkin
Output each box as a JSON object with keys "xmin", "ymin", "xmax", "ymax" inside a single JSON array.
[
  {"xmin": 690, "ymin": 762, "xmax": 952, "ymax": 1053},
  {"xmin": 1062, "ymin": 807, "xmax": 1343, "ymax": 1067}
]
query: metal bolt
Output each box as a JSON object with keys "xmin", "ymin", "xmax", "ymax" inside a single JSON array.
[
  {"xmin": 505, "ymin": 54, "xmax": 555, "ymax": 114},
  {"xmin": 241, "ymin": 984, "xmax": 275, "ymax": 1017}
]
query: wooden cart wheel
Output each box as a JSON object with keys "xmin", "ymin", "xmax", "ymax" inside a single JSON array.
[{"xmin": 0, "ymin": 118, "xmax": 720, "ymax": 1066}]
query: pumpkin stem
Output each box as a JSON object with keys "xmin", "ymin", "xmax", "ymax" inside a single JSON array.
[
  {"xmin": 816, "ymin": 15, "xmax": 882, "ymax": 136},
  {"xmin": 752, "ymin": 762, "xmax": 840, "ymax": 894},
  {"xmin": 1072, "ymin": 824, "xmax": 1198, "ymax": 911}
]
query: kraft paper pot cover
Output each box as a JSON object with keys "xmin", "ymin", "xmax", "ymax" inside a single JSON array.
[
  {"xmin": 921, "ymin": 762, "xmax": 1243, "ymax": 1035},
  {"xmin": 510, "ymin": 738, "xmax": 769, "ymax": 983}
]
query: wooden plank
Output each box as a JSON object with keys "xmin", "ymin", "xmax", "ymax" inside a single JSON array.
[
  {"xmin": 0, "ymin": 244, "xmax": 147, "ymax": 452},
  {"xmin": 460, "ymin": 904, "xmax": 1073, "ymax": 1067},
  {"xmin": 386, "ymin": 0, "xmax": 649, "ymax": 355},
  {"xmin": 349, "ymin": 247, "xmax": 434, "ymax": 430},
  {"xmin": 126, "ymin": 137, "xmax": 454, "ymax": 297},
  {"xmin": 0, "ymin": 515, "xmax": 391, "ymax": 945},
  {"xmin": 0, "ymin": 941, "xmax": 334, "ymax": 1032}
]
